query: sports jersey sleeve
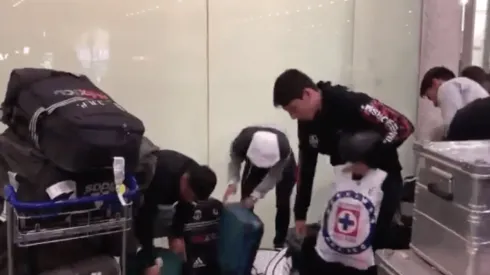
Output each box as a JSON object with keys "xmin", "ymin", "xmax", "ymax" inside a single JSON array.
[
  {"xmin": 227, "ymin": 130, "xmax": 248, "ymax": 185},
  {"xmin": 358, "ymin": 95, "xmax": 414, "ymax": 146},
  {"xmin": 294, "ymin": 121, "xmax": 318, "ymax": 221}
]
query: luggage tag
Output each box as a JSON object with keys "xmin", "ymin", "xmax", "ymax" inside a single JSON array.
[
  {"xmin": 45, "ymin": 180, "xmax": 77, "ymax": 201},
  {"xmin": 113, "ymin": 157, "xmax": 127, "ymax": 206},
  {"xmin": 0, "ymin": 172, "xmax": 20, "ymax": 222}
]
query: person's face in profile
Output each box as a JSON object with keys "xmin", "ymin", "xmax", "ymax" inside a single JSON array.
[
  {"xmin": 282, "ymin": 89, "xmax": 318, "ymax": 120},
  {"xmin": 424, "ymin": 78, "xmax": 444, "ymax": 107}
]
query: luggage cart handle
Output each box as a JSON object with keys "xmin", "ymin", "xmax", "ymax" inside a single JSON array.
[{"xmin": 4, "ymin": 176, "xmax": 139, "ymax": 211}]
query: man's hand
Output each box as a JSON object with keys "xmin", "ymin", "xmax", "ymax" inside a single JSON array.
[
  {"xmin": 295, "ymin": 220, "xmax": 306, "ymax": 236},
  {"xmin": 144, "ymin": 264, "xmax": 160, "ymax": 275},
  {"xmin": 242, "ymin": 197, "xmax": 255, "ymax": 209},
  {"xmin": 223, "ymin": 184, "xmax": 237, "ymax": 202},
  {"xmin": 170, "ymin": 238, "xmax": 186, "ymax": 260}
]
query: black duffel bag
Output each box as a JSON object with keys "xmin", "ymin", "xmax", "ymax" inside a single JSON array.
[{"xmin": 1, "ymin": 68, "xmax": 145, "ymax": 172}]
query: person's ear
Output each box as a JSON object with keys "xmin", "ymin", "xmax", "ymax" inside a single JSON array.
[
  {"xmin": 300, "ymin": 88, "xmax": 308, "ymax": 100},
  {"xmin": 431, "ymin": 78, "xmax": 440, "ymax": 88},
  {"xmin": 180, "ymin": 173, "xmax": 189, "ymax": 187},
  {"xmin": 303, "ymin": 88, "xmax": 315, "ymax": 99}
]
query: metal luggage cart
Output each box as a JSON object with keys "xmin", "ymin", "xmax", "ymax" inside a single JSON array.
[{"xmin": 4, "ymin": 174, "xmax": 139, "ymax": 275}]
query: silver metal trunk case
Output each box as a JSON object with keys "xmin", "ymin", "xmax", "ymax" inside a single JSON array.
[
  {"xmin": 375, "ymin": 249, "xmax": 441, "ymax": 275},
  {"xmin": 412, "ymin": 141, "xmax": 490, "ymax": 275}
]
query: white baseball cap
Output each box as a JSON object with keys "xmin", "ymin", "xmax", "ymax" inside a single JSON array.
[{"xmin": 246, "ymin": 131, "xmax": 280, "ymax": 168}]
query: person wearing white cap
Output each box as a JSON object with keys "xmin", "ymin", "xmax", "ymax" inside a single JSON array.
[{"xmin": 223, "ymin": 125, "xmax": 296, "ymax": 249}]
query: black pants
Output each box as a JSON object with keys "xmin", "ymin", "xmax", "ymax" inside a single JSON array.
[
  {"xmin": 240, "ymin": 157, "xmax": 296, "ymax": 247},
  {"xmin": 373, "ymin": 170, "xmax": 403, "ymax": 250},
  {"xmin": 300, "ymin": 170, "xmax": 403, "ymax": 275}
]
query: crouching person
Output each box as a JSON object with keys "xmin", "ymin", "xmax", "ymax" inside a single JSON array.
[
  {"xmin": 303, "ymin": 131, "xmax": 387, "ymax": 275},
  {"xmin": 132, "ymin": 149, "xmax": 218, "ymax": 275}
]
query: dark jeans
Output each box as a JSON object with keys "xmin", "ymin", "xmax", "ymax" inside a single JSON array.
[{"xmin": 240, "ymin": 157, "xmax": 296, "ymax": 247}]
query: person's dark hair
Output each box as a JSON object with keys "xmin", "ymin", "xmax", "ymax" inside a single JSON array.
[
  {"xmin": 420, "ymin": 66, "xmax": 455, "ymax": 97},
  {"xmin": 461, "ymin": 65, "xmax": 487, "ymax": 84},
  {"xmin": 187, "ymin": 165, "xmax": 217, "ymax": 200},
  {"xmin": 273, "ymin": 69, "xmax": 317, "ymax": 107}
]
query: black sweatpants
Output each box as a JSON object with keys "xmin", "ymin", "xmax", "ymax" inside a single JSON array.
[
  {"xmin": 240, "ymin": 157, "xmax": 296, "ymax": 247},
  {"xmin": 373, "ymin": 170, "xmax": 403, "ymax": 250},
  {"xmin": 300, "ymin": 170, "xmax": 403, "ymax": 275}
]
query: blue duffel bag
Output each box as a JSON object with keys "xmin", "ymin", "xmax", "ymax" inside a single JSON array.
[{"xmin": 218, "ymin": 203, "xmax": 264, "ymax": 275}]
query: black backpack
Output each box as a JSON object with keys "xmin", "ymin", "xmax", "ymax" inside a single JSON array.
[
  {"xmin": 1, "ymin": 68, "xmax": 145, "ymax": 172},
  {"xmin": 177, "ymin": 199, "xmax": 222, "ymax": 275}
]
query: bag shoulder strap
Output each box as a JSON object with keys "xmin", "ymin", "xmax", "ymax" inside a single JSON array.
[{"xmin": 1, "ymin": 68, "xmax": 82, "ymax": 124}]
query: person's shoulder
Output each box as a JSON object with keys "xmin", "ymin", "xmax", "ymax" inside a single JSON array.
[
  {"xmin": 157, "ymin": 149, "xmax": 198, "ymax": 171},
  {"xmin": 157, "ymin": 149, "xmax": 191, "ymax": 161},
  {"xmin": 440, "ymin": 77, "xmax": 466, "ymax": 92},
  {"xmin": 243, "ymin": 124, "xmax": 290, "ymax": 144},
  {"xmin": 235, "ymin": 126, "xmax": 260, "ymax": 142},
  {"xmin": 325, "ymin": 85, "xmax": 372, "ymax": 107}
]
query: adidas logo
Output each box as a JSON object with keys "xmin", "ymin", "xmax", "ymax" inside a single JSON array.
[{"xmin": 193, "ymin": 257, "xmax": 206, "ymax": 268}]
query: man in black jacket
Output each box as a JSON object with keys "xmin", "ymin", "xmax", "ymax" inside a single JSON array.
[
  {"xmin": 445, "ymin": 97, "xmax": 490, "ymax": 141},
  {"xmin": 272, "ymin": 69, "xmax": 414, "ymax": 251},
  {"xmin": 134, "ymin": 149, "xmax": 217, "ymax": 275},
  {"xmin": 223, "ymin": 125, "xmax": 297, "ymax": 248}
]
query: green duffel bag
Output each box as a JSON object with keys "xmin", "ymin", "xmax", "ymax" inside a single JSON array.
[{"xmin": 127, "ymin": 248, "xmax": 183, "ymax": 275}]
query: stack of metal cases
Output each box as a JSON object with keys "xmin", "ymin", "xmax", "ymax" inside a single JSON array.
[{"xmin": 410, "ymin": 141, "xmax": 490, "ymax": 275}]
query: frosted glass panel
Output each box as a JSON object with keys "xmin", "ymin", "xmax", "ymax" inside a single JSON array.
[
  {"xmin": 473, "ymin": 0, "xmax": 488, "ymax": 66},
  {"xmin": 208, "ymin": 0, "xmax": 355, "ymax": 246},
  {"xmin": 0, "ymin": 0, "xmax": 208, "ymax": 161},
  {"xmin": 352, "ymin": 0, "xmax": 421, "ymax": 174}
]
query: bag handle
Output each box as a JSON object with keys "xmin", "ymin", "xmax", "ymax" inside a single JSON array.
[
  {"xmin": 29, "ymin": 97, "xmax": 87, "ymax": 148},
  {"xmin": 2, "ymin": 69, "xmax": 83, "ymax": 125}
]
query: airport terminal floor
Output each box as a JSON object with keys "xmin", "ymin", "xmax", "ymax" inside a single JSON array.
[{"xmin": 0, "ymin": 0, "xmax": 485, "ymax": 274}]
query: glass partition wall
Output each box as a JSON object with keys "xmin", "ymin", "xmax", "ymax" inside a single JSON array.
[
  {"xmin": 0, "ymin": 0, "xmax": 422, "ymax": 246},
  {"xmin": 462, "ymin": 0, "xmax": 490, "ymax": 69}
]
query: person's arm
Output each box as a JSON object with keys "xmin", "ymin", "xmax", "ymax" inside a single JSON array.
[
  {"xmin": 227, "ymin": 131, "xmax": 248, "ymax": 185},
  {"xmin": 248, "ymin": 155, "xmax": 289, "ymax": 203},
  {"xmin": 293, "ymin": 122, "xmax": 318, "ymax": 221},
  {"xmin": 134, "ymin": 195, "xmax": 158, "ymax": 268},
  {"xmin": 438, "ymin": 83, "xmax": 464, "ymax": 129},
  {"xmin": 169, "ymin": 202, "xmax": 187, "ymax": 260},
  {"xmin": 358, "ymin": 96, "xmax": 414, "ymax": 147}
]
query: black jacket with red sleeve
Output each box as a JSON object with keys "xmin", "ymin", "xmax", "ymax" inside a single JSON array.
[{"xmin": 294, "ymin": 82, "xmax": 414, "ymax": 220}]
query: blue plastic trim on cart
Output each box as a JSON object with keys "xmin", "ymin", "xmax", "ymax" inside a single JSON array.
[{"xmin": 4, "ymin": 176, "xmax": 139, "ymax": 211}]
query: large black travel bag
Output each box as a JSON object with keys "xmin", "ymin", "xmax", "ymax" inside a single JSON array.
[
  {"xmin": 178, "ymin": 199, "xmax": 223, "ymax": 275},
  {"xmin": 1, "ymin": 68, "xmax": 145, "ymax": 172}
]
